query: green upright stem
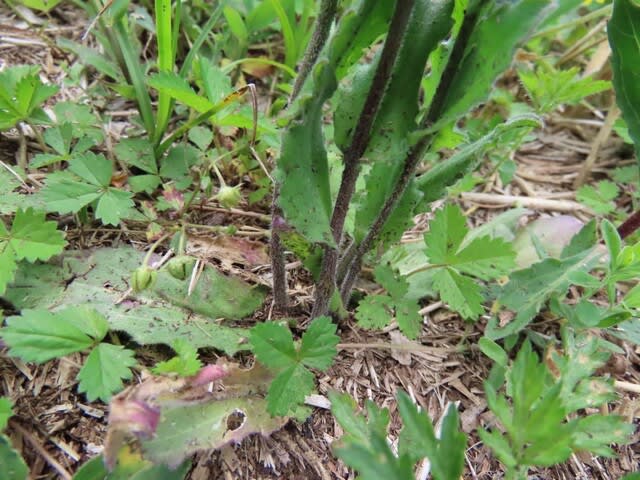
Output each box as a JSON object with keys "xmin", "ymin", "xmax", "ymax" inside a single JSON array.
[
  {"xmin": 311, "ymin": 0, "xmax": 416, "ymax": 318},
  {"xmin": 271, "ymin": 0, "xmax": 338, "ymax": 311},
  {"xmin": 338, "ymin": 3, "xmax": 480, "ymax": 301},
  {"xmin": 289, "ymin": 0, "xmax": 338, "ymax": 103}
]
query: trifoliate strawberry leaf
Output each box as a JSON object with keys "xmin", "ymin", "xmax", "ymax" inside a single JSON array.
[
  {"xmin": 31, "ymin": 123, "xmax": 96, "ymax": 169},
  {"xmin": 249, "ymin": 316, "xmax": 338, "ymax": 416},
  {"xmin": 152, "ymin": 338, "xmax": 202, "ymax": 377},
  {"xmin": 433, "ymin": 268, "xmax": 484, "ymax": 320},
  {"xmin": 78, "ymin": 343, "xmax": 136, "ymax": 402},
  {"xmin": 425, "ymin": 204, "xmax": 514, "ymax": 279},
  {"xmin": 1, "ymin": 309, "xmax": 96, "ymax": 362},
  {"xmin": 5, "ymin": 208, "xmax": 66, "ymax": 262},
  {"xmin": 299, "ymin": 316, "xmax": 340, "ymax": 370},
  {"xmin": 41, "ymin": 153, "xmax": 134, "ymax": 225},
  {"xmin": 421, "ymin": 204, "xmax": 514, "ymax": 320}
]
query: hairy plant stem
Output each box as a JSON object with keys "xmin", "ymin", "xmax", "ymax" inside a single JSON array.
[
  {"xmin": 271, "ymin": 0, "xmax": 338, "ymax": 311},
  {"xmin": 289, "ymin": 0, "xmax": 338, "ymax": 104},
  {"xmin": 311, "ymin": 0, "xmax": 417, "ymax": 318},
  {"xmin": 338, "ymin": 5, "xmax": 480, "ymax": 301}
]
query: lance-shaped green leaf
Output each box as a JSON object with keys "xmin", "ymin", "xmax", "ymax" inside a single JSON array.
[
  {"xmin": 335, "ymin": 0, "xmax": 454, "ymax": 244},
  {"xmin": 275, "ymin": 0, "xmax": 394, "ymax": 246},
  {"xmin": 436, "ymin": 1, "xmax": 556, "ymax": 126},
  {"xmin": 608, "ymin": 0, "xmax": 640, "ymax": 160},
  {"xmin": 416, "ymin": 114, "xmax": 541, "ymax": 204},
  {"xmin": 486, "ymin": 249, "xmax": 603, "ymax": 339}
]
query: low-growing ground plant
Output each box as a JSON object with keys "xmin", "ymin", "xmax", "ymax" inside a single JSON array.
[{"xmin": 1, "ymin": 0, "xmax": 640, "ymax": 478}]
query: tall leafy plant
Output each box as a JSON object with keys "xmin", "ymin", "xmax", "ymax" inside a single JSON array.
[{"xmin": 272, "ymin": 0, "xmax": 557, "ymax": 316}]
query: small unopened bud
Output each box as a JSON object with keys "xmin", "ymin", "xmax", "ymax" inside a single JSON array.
[
  {"xmin": 215, "ymin": 185, "xmax": 242, "ymax": 209},
  {"xmin": 131, "ymin": 266, "xmax": 157, "ymax": 292},
  {"xmin": 165, "ymin": 255, "xmax": 196, "ymax": 280}
]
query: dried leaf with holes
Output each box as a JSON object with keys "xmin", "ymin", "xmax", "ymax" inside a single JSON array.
[{"xmin": 104, "ymin": 362, "xmax": 288, "ymax": 469}]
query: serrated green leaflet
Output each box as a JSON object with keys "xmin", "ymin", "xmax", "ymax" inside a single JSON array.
[
  {"xmin": 1, "ymin": 208, "xmax": 66, "ymax": 263},
  {"xmin": 299, "ymin": 316, "xmax": 340, "ymax": 370},
  {"xmin": 266, "ymin": 363, "xmax": 314, "ymax": 416},
  {"xmin": 609, "ymin": 0, "xmax": 640, "ymax": 161},
  {"xmin": 249, "ymin": 317, "xmax": 338, "ymax": 415},
  {"xmin": 419, "ymin": 204, "xmax": 513, "ymax": 319},
  {"xmin": 0, "ymin": 66, "xmax": 57, "ymax": 129},
  {"xmin": 77, "ymin": 343, "xmax": 136, "ymax": 402},
  {"xmin": 250, "ymin": 322, "xmax": 297, "ymax": 369},
  {"xmin": 432, "ymin": 268, "xmax": 484, "ymax": 320},
  {"xmin": 424, "ymin": 204, "xmax": 514, "ymax": 279},
  {"xmin": 0, "ymin": 208, "xmax": 65, "ymax": 294},
  {"xmin": 1, "ymin": 309, "xmax": 95, "ymax": 363}
]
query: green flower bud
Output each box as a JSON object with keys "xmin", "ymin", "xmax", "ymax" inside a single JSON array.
[
  {"xmin": 165, "ymin": 255, "xmax": 196, "ymax": 280},
  {"xmin": 131, "ymin": 266, "xmax": 157, "ymax": 292},
  {"xmin": 215, "ymin": 185, "xmax": 242, "ymax": 209}
]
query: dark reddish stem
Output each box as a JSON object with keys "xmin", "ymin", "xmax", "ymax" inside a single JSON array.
[{"xmin": 618, "ymin": 209, "xmax": 640, "ymax": 239}]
